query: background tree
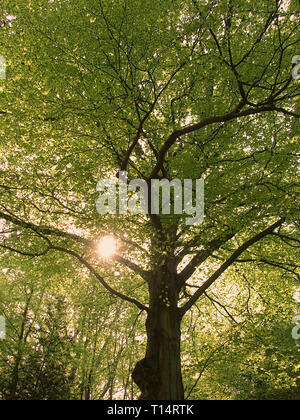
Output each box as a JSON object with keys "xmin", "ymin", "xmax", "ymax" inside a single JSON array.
[
  {"xmin": 0, "ymin": 0, "xmax": 299, "ymax": 399},
  {"xmin": 0, "ymin": 253, "xmax": 145, "ymax": 400}
]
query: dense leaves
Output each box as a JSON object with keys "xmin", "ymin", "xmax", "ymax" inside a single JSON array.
[{"xmin": 0, "ymin": 0, "xmax": 299, "ymax": 400}]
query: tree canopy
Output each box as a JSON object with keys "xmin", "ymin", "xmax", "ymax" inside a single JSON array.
[{"xmin": 0, "ymin": 0, "xmax": 299, "ymax": 400}]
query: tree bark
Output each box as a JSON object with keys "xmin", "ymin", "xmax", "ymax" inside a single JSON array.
[{"xmin": 132, "ymin": 265, "xmax": 184, "ymax": 400}]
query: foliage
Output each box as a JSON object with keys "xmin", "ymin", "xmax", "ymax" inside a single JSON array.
[{"xmin": 0, "ymin": 0, "xmax": 299, "ymax": 400}]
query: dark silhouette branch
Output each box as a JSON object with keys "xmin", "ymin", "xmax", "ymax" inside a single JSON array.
[
  {"xmin": 0, "ymin": 211, "xmax": 150, "ymax": 284},
  {"xmin": 180, "ymin": 217, "xmax": 286, "ymax": 315},
  {"xmin": 149, "ymin": 103, "xmax": 298, "ymax": 179},
  {"xmin": 177, "ymin": 232, "xmax": 236, "ymax": 288},
  {"xmin": 51, "ymin": 245, "xmax": 149, "ymax": 312},
  {"xmin": 0, "ymin": 211, "xmax": 91, "ymax": 246},
  {"xmin": 114, "ymin": 255, "xmax": 150, "ymax": 281},
  {"xmin": 0, "ymin": 243, "xmax": 51, "ymax": 258},
  {"xmin": 120, "ymin": 62, "xmax": 187, "ymax": 173}
]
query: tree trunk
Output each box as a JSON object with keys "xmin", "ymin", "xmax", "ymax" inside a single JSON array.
[{"xmin": 133, "ymin": 266, "xmax": 184, "ymax": 400}]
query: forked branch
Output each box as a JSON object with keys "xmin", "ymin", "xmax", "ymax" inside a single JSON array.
[{"xmin": 180, "ymin": 217, "xmax": 285, "ymax": 315}]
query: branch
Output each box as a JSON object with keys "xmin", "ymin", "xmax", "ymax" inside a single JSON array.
[
  {"xmin": 51, "ymin": 245, "xmax": 149, "ymax": 312},
  {"xmin": 150, "ymin": 103, "xmax": 283, "ymax": 179},
  {"xmin": 271, "ymin": 232, "xmax": 300, "ymax": 247},
  {"xmin": 234, "ymin": 10, "xmax": 279, "ymax": 68},
  {"xmin": 114, "ymin": 255, "xmax": 150, "ymax": 281},
  {"xmin": 180, "ymin": 217, "xmax": 285, "ymax": 315},
  {"xmin": 0, "ymin": 210, "xmax": 91, "ymax": 246},
  {"xmin": 177, "ymin": 231, "xmax": 236, "ymax": 288},
  {"xmin": 234, "ymin": 257, "xmax": 300, "ymax": 281},
  {"xmin": 0, "ymin": 232, "xmax": 149, "ymax": 311},
  {"xmin": 0, "ymin": 243, "xmax": 51, "ymax": 258},
  {"xmin": 120, "ymin": 61, "xmax": 187, "ymax": 172},
  {"xmin": 0, "ymin": 210, "xmax": 150, "ymax": 286}
]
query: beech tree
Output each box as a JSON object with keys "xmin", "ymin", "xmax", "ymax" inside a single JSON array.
[{"xmin": 0, "ymin": 0, "xmax": 299, "ymax": 399}]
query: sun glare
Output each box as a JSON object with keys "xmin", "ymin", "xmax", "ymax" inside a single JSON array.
[{"xmin": 98, "ymin": 236, "xmax": 117, "ymax": 259}]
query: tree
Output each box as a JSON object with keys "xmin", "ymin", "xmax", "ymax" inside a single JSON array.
[
  {"xmin": 0, "ymin": 0, "xmax": 299, "ymax": 399},
  {"xmin": 0, "ymin": 259, "xmax": 74, "ymax": 400},
  {"xmin": 0, "ymin": 251, "xmax": 143, "ymax": 400}
]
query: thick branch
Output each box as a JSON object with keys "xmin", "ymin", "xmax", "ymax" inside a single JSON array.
[
  {"xmin": 51, "ymin": 245, "xmax": 149, "ymax": 312},
  {"xmin": 150, "ymin": 91, "xmax": 300, "ymax": 179},
  {"xmin": 180, "ymin": 218, "xmax": 285, "ymax": 315},
  {"xmin": 149, "ymin": 103, "xmax": 289, "ymax": 179},
  {"xmin": 114, "ymin": 255, "xmax": 150, "ymax": 281},
  {"xmin": 177, "ymin": 232, "xmax": 236, "ymax": 288},
  {"xmin": 0, "ymin": 236, "xmax": 149, "ymax": 312},
  {"xmin": 0, "ymin": 210, "xmax": 150, "ymax": 284}
]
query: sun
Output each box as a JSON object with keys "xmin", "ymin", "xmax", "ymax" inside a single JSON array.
[{"xmin": 98, "ymin": 236, "xmax": 117, "ymax": 259}]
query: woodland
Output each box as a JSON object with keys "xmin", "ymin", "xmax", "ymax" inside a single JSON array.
[{"xmin": 0, "ymin": 0, "xmax": 299, "ymax": 400}]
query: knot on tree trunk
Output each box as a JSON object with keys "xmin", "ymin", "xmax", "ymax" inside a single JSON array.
[{"xmin": 132, "ymin": 358, "xmax": 159, "ymax": 400}]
